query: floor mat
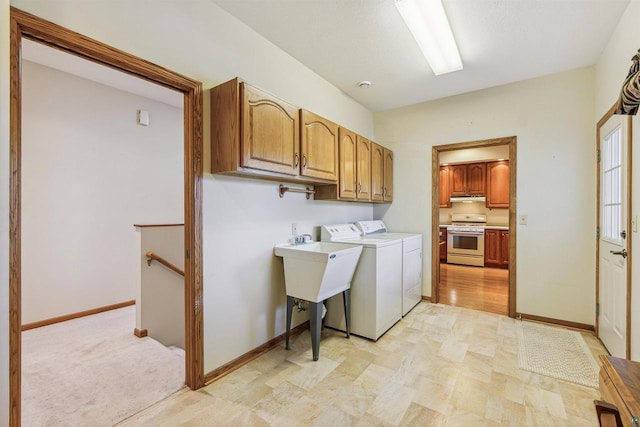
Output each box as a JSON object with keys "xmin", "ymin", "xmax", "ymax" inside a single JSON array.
[{"xmin": 517, "ymin": 320, "xmax": 600, "ymax": 388}]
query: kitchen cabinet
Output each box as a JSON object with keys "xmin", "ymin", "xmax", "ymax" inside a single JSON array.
[
  {"xmin": 371, "ymin": 143, "xmax": 385, "ymax": 202},
  {"xmin": 439, "ymin": 166, "xmax": 452, "ymax": 208},
  {"xmin": 484, "ymin": 229, "xmax": 509, "ymax": 268},
  {"xmin": 300, "ymin": 110, "xmax": 339, "ymax": 181},
  {"xmin": 315, "ymin": 129, "xmax": 375, "ymax": 201},
  {"xmin": 486, "ymin": 160, "xmax": 510, "ymax": 208},
  {"xmin": 356, "ymin": 136, "xmax": 372, "ymax": 201},
  {"xmin": 383, "ymin": 148, "xmax": 394, "ymax": 202},
  {"xmin": 210, "ymin": 78, "xmax": 337, "ymax": 184},
  {"xmin": 439, "ymin": 227, "xmax": 448, "ymax": 262},
  {"xmin": 450, "ymin": 163, "xmax": 486, "ymax": 196},
  {"xmin": 337, "ymin": 127, "xmax": 357, "ymax": 199}
]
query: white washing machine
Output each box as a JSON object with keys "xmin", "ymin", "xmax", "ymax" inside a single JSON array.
[
  {"xmin": 356, "ymin": 220, "xmax": 423, "ymax": 316},
  {"xmin": 321, "ymin": 224, "xmax": 402, "ymax": 341}
]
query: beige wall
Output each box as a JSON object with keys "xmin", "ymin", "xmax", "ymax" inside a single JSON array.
[
  {"xmin": 1, "ymin": 0, "xmax": 9, "ymax": 422},
  {"xmin": 8, "ymin": 0, "xmax": 375, "ymax": 373},
  {"xmin": 595, "ymin": 0, "xmax": 640, "ymax": 360},
  {"xmin": 374, "ymin": 67, "xmax": 597, "ymax": 325},
  {"xmin": 21, "ymin": 60, "xmax": 183, "ymax": 324}
]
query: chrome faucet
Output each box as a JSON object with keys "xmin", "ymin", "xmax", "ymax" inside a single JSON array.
[{"xmin": 292, "ymin": 234, "xmax": 313, "ymax": 245}]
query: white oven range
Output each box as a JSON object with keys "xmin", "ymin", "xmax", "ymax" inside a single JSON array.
[{"xmin": 446, "ymin": 213, "xmax": 486, "ymax": 267}]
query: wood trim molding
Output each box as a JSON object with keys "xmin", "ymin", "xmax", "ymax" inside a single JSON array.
[
  {"xmin": 134, "ymin": 223, "xmax": 184, "ymax": 228},
  {"xmin": 9, "ymin": 8, "xmax": 204, "ymax": 425},
  {"xmin": 134, "ymin": 328, "xmax": 148, "ymax": 338},
  {"xmin": 21, "ymin": 300, "xmax": 135, "ymax": 331},
  {"xmin": 204, "ymin": 321, "xmax": 310, "ymax": 385},
  {"xmin": 517, "ymin": 312, "xmax": 595, "ymax": 332},
  {"xmin": 421, "ymin": 296, "xmax": 432, "ymax": 302},
  {"xmin": 431, "ymin": 136, "xmax": 517, "ymax": 319},
  {"xmin": 9, "ymin": 13, "xmax": 22, "ymax": 427}
]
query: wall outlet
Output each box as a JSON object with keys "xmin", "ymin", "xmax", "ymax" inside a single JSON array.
[
  {"xmin": 292, "ymin": 223, "xmax": 297, "ymax": 236},
  {"xmin": 518, "ymin": 215, "xmax": 528, "ymax": 225}
]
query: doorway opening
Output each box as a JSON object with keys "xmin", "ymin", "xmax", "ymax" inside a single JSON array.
[
  {"xmin": 9, "ymin": 8, "xmax": 203, "ymax": 425},
  {"xmin": 431, "ymin": 136, "xmax": 517, "ymax": 317}
]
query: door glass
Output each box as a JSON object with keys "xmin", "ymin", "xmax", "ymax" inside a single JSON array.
[{"xmin": 602, "ymin": 125, "xmax": 622, "ymax": 243}]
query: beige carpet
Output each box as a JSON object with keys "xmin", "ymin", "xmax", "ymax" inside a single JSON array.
[
  {"xmin": 517, "ymin": 320, "xmax": 600, "ymax": 388},
  {"xmin": 22, "ymin": 306, "xmax": 185, "ymax": 426}
]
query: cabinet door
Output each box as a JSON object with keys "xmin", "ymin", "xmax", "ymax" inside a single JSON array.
[
  {"xmin": 241, "ymin": 83, "xmax": 299, "ymax": 175},
  {"xmin": 487, "ymin": 161, "xmax": 510, "ymax": 208},
  {"xmin": 467, "ymin": 163, "xmax": 486, "ymax": 195},
  {"xmin": 439, "ymin": 228, "xmax": 448, "ymax": 262},
  {"xmin": 338, "ymin": 127, "xmax": 357, "ymax": 200},
  {"xmin": 439, "ymin": 166, "xmax": 451, "ymax": 208},
  {"xmin": 500, "ymin": 230, "xmax": 510, "ymax": 266},
  {"xmin": 371, "ymin": 143, "xmax": 384, "ymax": 202},
  {"xmin": 450, "ymin": 164, "xmax": 467, "ymax": 195},
  {"xmin": 484, "ymin": 230, "xmax": 500, "ymax": 266},
  {"xmin": 356, "ymin": 136, "xmax": 372, "ymax": 201},
  {"xmin": 383, "ymin": 148, "xmax": 393, "ymax": 202},
  {"xmin": 300, "ymin": 110, "xmax": 338, "ymax": 181}
]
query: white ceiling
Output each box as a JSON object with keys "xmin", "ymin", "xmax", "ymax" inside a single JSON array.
[{"xmin": 212, "ymin": 0, "xmax": 630, "ymax": 112}]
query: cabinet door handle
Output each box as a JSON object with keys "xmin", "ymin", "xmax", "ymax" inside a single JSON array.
[
  {"xmin": 294, "ymin": 153, "xmax": 299, "ymax": 168},
  {"xmin": 358, "ymin": 182, "xmax": 362, "ymax": 192},
  {"xmin": 303, "ymin": 155, "xmax": 307, "ymax": 168}
]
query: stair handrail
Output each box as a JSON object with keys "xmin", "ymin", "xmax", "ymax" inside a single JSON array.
[{"xmin": 145, "ymin": 252, "xmax": 184, "ymax": 277}]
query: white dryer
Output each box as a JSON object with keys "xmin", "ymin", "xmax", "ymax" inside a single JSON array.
[
  {"xmin": 356, "ymin": 220, "xmax": 423, "ymax": 316},
  {"xmin": 321, "ymin": 224, "xmax": 402, "ymax": 340}
]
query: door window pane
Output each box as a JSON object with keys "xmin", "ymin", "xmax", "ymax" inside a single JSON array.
[{"xmin": 602, "ymin": 125, "xmax": 622, "ymax": 243}]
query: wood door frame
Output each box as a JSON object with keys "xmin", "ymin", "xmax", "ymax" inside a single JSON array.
[
  {"xmin": 595, "ymin": 104, "xmax": 632, "ymax": 358},
  {"xmin": 431, "ymin": 136, "xmax": 517, "ymax": 317},
  {"xmin": 9, "ymin": 8, "xmax": 204, "ymax": 425}
]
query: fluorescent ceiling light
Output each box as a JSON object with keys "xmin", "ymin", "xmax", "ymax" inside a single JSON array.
[{"xmin": 395, "ymin": 0, "xmax": 463, "ymax": 75}]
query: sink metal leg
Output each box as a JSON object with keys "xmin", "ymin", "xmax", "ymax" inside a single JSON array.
[
  {"xmin": 285, "ymin": 296, "xmax": 294, "ymax": 350},
  {"xmin": 343, "ymin": 289, "xmax": 351, "ymax": 339},
  {"xmin": 309, "ymin": 301, "xmax": 323, "ymax": 361}
]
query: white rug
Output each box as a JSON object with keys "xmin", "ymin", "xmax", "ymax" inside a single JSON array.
[
  {"xmin": 22, "ymin": 306, "xmax": 185, "ymax": 426},
  {"xmin": 516, "ymin": 320, "xmax": 600, "ymax": 388}
]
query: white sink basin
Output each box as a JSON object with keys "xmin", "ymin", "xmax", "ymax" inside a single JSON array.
[{"xmin": 274, "ymin": 242, "xmax": 363, "ymax": 303}]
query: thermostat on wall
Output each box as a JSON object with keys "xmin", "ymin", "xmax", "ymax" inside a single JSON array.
[{"xmin": 137, "ymin": 109, "xmax": 150, "ymax": 126}]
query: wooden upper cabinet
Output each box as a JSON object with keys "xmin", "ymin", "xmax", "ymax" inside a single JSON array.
[
  {"xmin": 371, "ymin": 143, "xmax": 385, "ymax": 202},
  {"xmin": 338, "ymin": 127, "xmax": 357, "ymax": 200},
  {"xmin": 486, "ymin": 160, "xmax": 510, "ymax": 208},
  {"xmin": 450, "ymin": 164, "xmax": 467, "ymax": 196},
  {"xmin": 210, "ymin": 78, "xmax": 338, "ymax": 184},
  {"xmin": 300, "ymin": 110, "xmax": 338, "ymax": 181},
  {"xmin": 450, "ymin": 163, "xmax": 486, "ymax": 196},
  {"xmin": 356, "ymin": 136, "xmax": 372, "ymax": 201},
  {"xmin": 439, "ymin": 166, "xmax": 451, "ymax": 208},
  {"xmin": 242, "ymin": 82, "xmax": 299, "ymax": 175},
  {"xmin": 383, "ymin": 148, "xmax": 393, "ymax": 202},
  {"xmin": 467, "ymin": 163, "xmax": 486, "ymax": 195}
]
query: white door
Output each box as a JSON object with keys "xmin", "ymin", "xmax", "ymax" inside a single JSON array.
[{"xmin": 598, "ymin": 114, "xmax": 629, "ymax": 358}]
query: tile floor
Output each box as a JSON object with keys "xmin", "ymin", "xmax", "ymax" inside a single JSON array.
[{"xmin": 118, "ymin": 303, "xmax": 608, "ymax": 426}]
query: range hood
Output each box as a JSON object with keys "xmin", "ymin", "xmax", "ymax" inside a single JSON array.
[{"xmin": 450, "ymin": 195, "xmax": 486, "ymax": 203}]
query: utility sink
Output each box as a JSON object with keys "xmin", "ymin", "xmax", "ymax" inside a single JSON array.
[{"xmin": 274, "ymin": 242, "xmax": 363, "ymax": 303}]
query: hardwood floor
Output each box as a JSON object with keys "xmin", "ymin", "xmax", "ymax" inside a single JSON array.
[{"xmin": 438, "ymin": 263, "xmax": 508, "ymax": 315}]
